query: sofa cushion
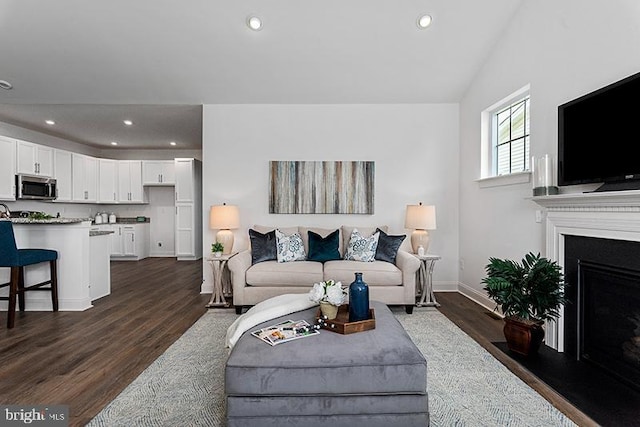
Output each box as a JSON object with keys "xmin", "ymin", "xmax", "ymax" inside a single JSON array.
[
  {"xmin": 246, "ymin": 260, "xmax": 324, "ymax": 286},
  {"xmin": 249, "ymin": 229, "xmax": 277, "ymax": 265},
  {"xmin": 375, "ymin": 228, "xmax": 406, "ymax": 264},
  {"xmin": 307, "ymin": 230, "xmax": 341, "ymax": 263},
  {"xmin": 324, "ymin": 260, "xmax": 402, "ymax": 286},
  {"xmin": 275, "ymin": 229, "xmax": 306, "ymax": 262},
  {"xmin": 344, "ymin": 229, "xmax": 380, "ymax": 262}
]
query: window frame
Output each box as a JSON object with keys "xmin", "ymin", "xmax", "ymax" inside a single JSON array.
[{"xmin": 479, "ymin": 84, "xmax": 531, "ymax": 185}]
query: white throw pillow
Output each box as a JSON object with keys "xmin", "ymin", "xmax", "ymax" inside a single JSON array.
[
  {"xmin": 344, "ymin": 228, "xmax": 380, "ymax": 262},
  {"xmin": 275, "ymin": 229, "xmax": 306, "ymax": 262}
]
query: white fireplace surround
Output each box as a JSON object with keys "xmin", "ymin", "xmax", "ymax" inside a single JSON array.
[{"xmin": 533, "ymin": 190, "xmax": 640, "ymax": 352}]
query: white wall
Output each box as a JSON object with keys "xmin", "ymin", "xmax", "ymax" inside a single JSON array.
[
  {"xmin": 458, "ymin": 0, "xmax": 640, "ymax": 306},
  {"xmin": 201, "ymin": 104, "xmax": 460, "ymax": 292}
]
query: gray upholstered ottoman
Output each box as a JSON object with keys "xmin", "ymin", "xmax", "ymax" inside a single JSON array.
[{"xmin": 225, "ymin": 300, "xmax": 429, "ymax": 427}]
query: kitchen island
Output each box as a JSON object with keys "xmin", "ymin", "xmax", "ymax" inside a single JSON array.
[{"xmin": 0, "ymin": 218, "xmax": 108, "ymax": 311}]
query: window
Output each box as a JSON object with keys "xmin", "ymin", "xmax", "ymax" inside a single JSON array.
[{"xmin": 493, "ymin": 96, "xmax": 530, "ymax": 176}]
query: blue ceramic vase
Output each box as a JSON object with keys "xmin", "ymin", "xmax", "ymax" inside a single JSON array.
[{"xmin": 349, "ymin": 272, "xmax": 370, "ymax": 322}]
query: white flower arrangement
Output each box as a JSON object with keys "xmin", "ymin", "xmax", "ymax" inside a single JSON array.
[{"xmin": 308, "ymin": 279, "xmax": 346, "ymax": 306}]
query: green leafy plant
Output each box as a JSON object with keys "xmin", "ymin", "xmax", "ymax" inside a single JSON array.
[
  {"xmin": 211, "ymin": 242, "xmax": 224, "ymax": 253},
  {"xmin": 28, "ymin": 212, "xmax": 53, "ymax": 220},
  {"xmin": 481, "ymin": 252, "xmax": 566, "ymax": 322}
]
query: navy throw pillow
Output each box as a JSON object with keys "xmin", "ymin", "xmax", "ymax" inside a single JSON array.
[
  {"xmin": 375, "ymin": 228, "xmax": 406, "ymax": 264},
  {"xmin": 307, "ymin": 230, "xmax": 341, "ymax": 263},
  {"xmin": 249, "ymin": 229, "xmax": 277, "ymax": 265}
]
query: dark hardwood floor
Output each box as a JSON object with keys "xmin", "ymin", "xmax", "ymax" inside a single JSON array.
[
  {"xmin": 1, "ymin": 261, "xmax": 602, "ymax": 427},
  {"xmin": 0, "ymin": 258, "xmax": 209, "ymax": 427},
  {"xmin": 436, "ymin": 292, "xmax": 598, "ymax": 427}
]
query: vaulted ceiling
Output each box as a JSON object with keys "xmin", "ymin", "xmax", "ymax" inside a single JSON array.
[{"xmin": 0, "ymin": 0, "xmax": 522, "ymax": 148}]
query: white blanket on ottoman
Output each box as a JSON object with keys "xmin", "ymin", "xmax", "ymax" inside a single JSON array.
[{"xmin": 225, "ymin": 294, "xmax": 318, "ymax": 349}]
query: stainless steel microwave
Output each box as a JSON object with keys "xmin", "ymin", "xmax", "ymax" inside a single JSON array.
[{"xmin": 15, "ymin": 174, "xmax": 58, "ymax": 200}]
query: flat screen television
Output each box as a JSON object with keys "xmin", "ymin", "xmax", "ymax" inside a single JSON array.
[{"xmin": 558, "ymin": 70, "xmax": 640, "ymax": 192}]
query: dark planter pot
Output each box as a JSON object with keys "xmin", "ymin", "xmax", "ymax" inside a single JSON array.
[{"xmin": 503, "ymin": 316, "xmax": 545, "ymax": 356}]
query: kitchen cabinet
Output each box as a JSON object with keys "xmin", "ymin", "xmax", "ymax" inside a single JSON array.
[
  {"xmin": 89, "ymin": 229, "xmax": 111, "ymax": 301},
  {"xmin": 54, "ymin": 149, "xmax": 72, "ymax": 202},
  {"xmin": 98, "ymin": 159, "xmax": 118, "ymax": 203},
  {"xmin": 0, "ymin": 136, "xmax": 16, "ymax": 200},
  {"xmin": 16, "ymin": 140, "xmax": 53, "ymax": 177},
  {"xmin": 118, "ymin": 161, "xmax": 145, "ymax": 203},
  {"xmin": 174, "ymin": 158, "xmax": 196, "ymax": 203},
  {"xmin": 174, "ymin": 158, "xmax": 202, "ymax": 260},
  {"xmin": 142, "ymin": 160, "xmax": 175, "ymax": 185},
  {"xmin": 101, "ymin": 223, "xmax": 149, "ymax": 260},
  {"xmin": 72, "ymin": 153, "xmax": 98, "ymax": 202}
]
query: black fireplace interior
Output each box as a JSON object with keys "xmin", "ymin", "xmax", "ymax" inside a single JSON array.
[
  {"xmin": 495, "ymin": 236, "xmax": 640, "ymax": 425},
  {"xmin": 565, "ymin": 236, "xmax": 640, "ymax": 391}
]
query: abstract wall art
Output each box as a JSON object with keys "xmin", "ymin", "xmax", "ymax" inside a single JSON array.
[{"xmin": 269, "ymin": 161, "xmax": 375, "ymax": 214}]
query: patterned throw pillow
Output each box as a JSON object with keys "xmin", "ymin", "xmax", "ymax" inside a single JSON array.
[
  {"xmin": 344, "ymin": 229, "xmax": 380, "ymax": 262},
  {"xmin": 275, "ymin": 229, "xmax": 306, "ymax": 262}
]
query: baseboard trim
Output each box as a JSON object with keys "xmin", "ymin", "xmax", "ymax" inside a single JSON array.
[{"xmin": 456, "ymin": 282, "xmax": 501, "ymax": 316}]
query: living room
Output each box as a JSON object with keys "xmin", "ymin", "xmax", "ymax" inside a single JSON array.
[{"xmin": 2, "ymin": 0, "xmax": 640, "ymax": 425}]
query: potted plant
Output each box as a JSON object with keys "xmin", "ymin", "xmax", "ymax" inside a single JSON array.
[
  {"xmin": 211, "ymin": 242, "xmax": 224, "ymax": 257},
  {"xmin": 481, "ymin": 252, "xmax": 566, "ymax": 356},
  {"xmin": 308, "ymin": 279, "xmax": 346, "ymax": 320}
]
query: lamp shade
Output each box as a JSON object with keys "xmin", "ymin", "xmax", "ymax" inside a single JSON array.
[
  {"xmin": 209, "ymin": 204, "xmax": 240, "ymax": 230},
  {"xmin": 404, "ymin": 203, "xmax": 436, "ymax": 230}
]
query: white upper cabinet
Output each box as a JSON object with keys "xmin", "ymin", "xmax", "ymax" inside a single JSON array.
[
  {"xmin": 118, "ymin": 160, "xmax": 144, "ymax": 203},
  {"xmin": 16, "ymin": 140, "xmax": 53, "ymax": 177},
  {"xmin": 142, "ymin": 160, "xmax": 175, "ymax": 185},
  {"xmin": 54, "ymin": 149, "xmax": 73, "ymax": 202},
  {"xmin": 0, "ymin": 136, "xmax": 16, "ymax": 200},
  {"xmin": 174, "ymin": 158, "xmax": 195, "ymax": 203},
  {"xmin": 72, "ymin": 153, "xmax": 98, "ymax": 202},
  {"xmin": 98, "ymin": 159, "xmax": 118, "ymax": 203}
]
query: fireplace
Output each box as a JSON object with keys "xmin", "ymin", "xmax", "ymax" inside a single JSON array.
[
  {"xmin": 531, "ymin": 191, "xmax": 640, "ymax": 425},
  {"xmin": 563, "ymin": 236, "xmax": 640, "ymax": 390}
]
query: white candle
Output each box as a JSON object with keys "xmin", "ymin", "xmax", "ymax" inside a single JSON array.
[{"xmin": 544, "ymin": 154, "xmax": 553, "ymax": 187}]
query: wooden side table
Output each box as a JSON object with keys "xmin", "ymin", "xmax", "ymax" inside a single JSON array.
[
  {"xmin": 415, "ymin": 254, "xmax": 441, "ymax": 307},
  {"xmin": 206, "ymin": 252, "xmax": 236, "ymax": 308}
]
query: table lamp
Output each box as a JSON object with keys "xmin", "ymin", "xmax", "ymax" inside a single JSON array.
[
  {"xmin": 209, "ymin": 203, "xmax": 239, "ymax": 255},
  {"xmin": 404, "ymin": 203, "xmax": 437, "ymax": 254}
]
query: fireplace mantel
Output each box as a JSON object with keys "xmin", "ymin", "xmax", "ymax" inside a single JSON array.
[
  {"xmin": 532, "ymin": 190, "xmax": 640, "ymax": 352},
  {"xmin": 532, "ymin": 189, "xmax": 640, "ymax": 210}
]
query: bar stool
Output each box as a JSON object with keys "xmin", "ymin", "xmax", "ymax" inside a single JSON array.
[{"xmin": 0, "ymin": 221, "xmax": 59, "ymax": 328}]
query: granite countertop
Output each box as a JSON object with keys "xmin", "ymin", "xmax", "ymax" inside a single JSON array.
[
  {"xmin": 90, "ymin": 230, "xmax": 115, "ymax": 237},
  {"xmin": 10, "ymin": 217, "xmax": 92, "ymax": 224}
]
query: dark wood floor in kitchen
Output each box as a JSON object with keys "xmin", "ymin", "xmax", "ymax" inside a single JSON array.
[
  {"xmin": 0, "ymin": 259, "xmax": 611, "ymax": 427},
  {"xmin": 0, "ymin": 258, "xmax": 209, "ymax": 427}
]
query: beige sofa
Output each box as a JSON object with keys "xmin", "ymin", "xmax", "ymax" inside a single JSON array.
[{"xmin": 228, "ymin": 225, "xmax": 421, "ymax": 314}]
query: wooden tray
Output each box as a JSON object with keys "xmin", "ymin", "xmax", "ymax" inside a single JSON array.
[{"xmin": 315, "ymin": 304, "xmax": 375, "ymax": 335}]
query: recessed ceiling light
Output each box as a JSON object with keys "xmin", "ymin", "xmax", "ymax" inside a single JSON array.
[
  {"xmin": 417, "ymin": 14, "xmax": 433, "ymax": 29},
  {"xmin": 0, "ymin": 80, "xmax": 12, "ymax": 90},
  {"xmin": 45, "ymin": 120, "xmax": 56, "ymax": 125},
  {"xmin": 111, "ymin": 141, "xmax": 118, "ymax": 146},
  {"xmin": 169, "ymin": 141, "xmax": 177, "ymax": 146},
  {"xmin": 247, "ymin": 16, "xmax": 262, "ymax": 31},
  {"xmin": 123, "ymin": 120, "xmax": 133, "ymax": 126}
]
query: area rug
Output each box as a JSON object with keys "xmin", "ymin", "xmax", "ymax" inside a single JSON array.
[{"xmin": 87, "ymin": 307, "xmax": 576, "ymax": 427}]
